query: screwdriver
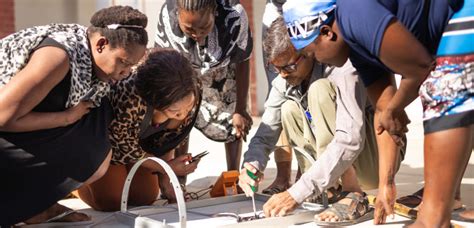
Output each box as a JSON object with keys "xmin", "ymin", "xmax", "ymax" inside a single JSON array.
[{"xmin": 247, "ymin": 169, "xmax": 258, "ymax": 218}]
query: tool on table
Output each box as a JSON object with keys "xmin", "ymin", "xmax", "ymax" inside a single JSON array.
[
  {"xmin": 246, "ymin": 169, "xmax": 258, "ymax": 218},
  {"xmin": 210, "ymin": 170, "xmax": 239, "ymax": 197}
]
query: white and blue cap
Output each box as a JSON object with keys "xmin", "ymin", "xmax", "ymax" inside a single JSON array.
[{"xmin": 283, "ymin": 0, "xmax": 336, "ymax": 50}]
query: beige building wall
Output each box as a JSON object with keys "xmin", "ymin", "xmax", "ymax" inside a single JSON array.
[
  {"xmin": 14, "ymin": 0, "xmax": 98, "ymax": 30},
  {"xmin": 252, "ymin": 0, "xmax": 267, "ymax": 112}
]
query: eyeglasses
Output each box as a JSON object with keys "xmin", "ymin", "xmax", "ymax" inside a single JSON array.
[{"xmin": 270, "ymin": 55, "xmax": 305, "ymax": 74}]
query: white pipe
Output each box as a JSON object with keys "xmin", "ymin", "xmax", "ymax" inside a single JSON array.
[{"xmin": 120, "ymin": 157, "xmax": 187, "ymax": 228}]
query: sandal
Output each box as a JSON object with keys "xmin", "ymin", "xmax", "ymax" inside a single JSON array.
[
  {"xmin": 395, "ymin": 192, "xmax": 465, "ymax": 219},
  {"xmin": 304, "ymin": 184, "xmax": 343, "ymax": 204},
  {"xmin": 396, "ymin": 192, "xmax": 423, "ymax": 208},
  {"xmin": 367, "ymin": 195, "xmax": 418, "ymax": 219},
  {"xmin": 452, "ymin": 208, "xmax": 474, "ymax": 223},
  {"xmin": 262, "ymin": 185, "xmax": 288, "ymax": 195},
  {"xmin": 315, "ymin": 191, "xmax": 374, "ymax": 226},
  {"xmin": 394, "ymin": 189, "xmax": 424, "ymax": 219}
]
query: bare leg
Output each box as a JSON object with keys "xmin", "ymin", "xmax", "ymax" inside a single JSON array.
[
  {"xmin": 157, "ymin": 172, "xmax": 177, "ymax": 203},
  {"xmin": 453, "ymin": 142, "xmax": 471, "ymax": 210},
  {"xmin": 263, "ymin": 160, "xmax": 291, "ymax": 191},
  {"xmin": 340, "ymin": 166, "xmax": 363, "ymax": 193},
  {"xmin": 225, "ymin": 139, "xmax": 242, "ymax": 171},
  {"xmin": 410, "ymin": 126, "xmax": 473, "ymax": 228},
  {"xmin": 264, "ymin": 133, "xmax": 292, "ymax": 194},
  {"xmin": 78, "ymin": 163, "xmax": 159, "ymax": 211}
]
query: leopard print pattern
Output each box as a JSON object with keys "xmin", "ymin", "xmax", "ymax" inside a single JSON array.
[
  {"xmin": 0, "ymin": 23, "xmax": 110, "ymax": 108},
  {"xmin": 109, "ymin": 72, "xmax": 195, "ymax": 165}
]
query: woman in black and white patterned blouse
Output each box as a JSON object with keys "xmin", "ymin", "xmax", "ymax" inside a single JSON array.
[{"xmin": 155, "ymin": 0, "xmax": 253, "ymax": 171}]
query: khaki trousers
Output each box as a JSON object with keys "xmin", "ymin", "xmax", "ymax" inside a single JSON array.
[{"xmin": 280, "ymin": 79, "xmax": 385, "ymax": 190}]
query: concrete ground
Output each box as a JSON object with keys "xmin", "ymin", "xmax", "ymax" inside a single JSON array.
[{"xmin": 57, "ymin": 98, "xmax": 473, "ymax": 227}]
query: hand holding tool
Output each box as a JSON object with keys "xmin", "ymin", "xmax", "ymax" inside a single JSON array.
[{"xmin": 246, "ymin": 169, "xmax": 258, "ymax": 218}]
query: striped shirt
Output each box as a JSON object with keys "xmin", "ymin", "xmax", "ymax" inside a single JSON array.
[{"xmin": 437, "ymin": 1, "xmax": 474, "ymax": 56}]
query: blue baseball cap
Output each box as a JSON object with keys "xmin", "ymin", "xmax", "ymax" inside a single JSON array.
[{"xmin": 283, "ymin": 0, "xmax": 336, "ymax": 50}]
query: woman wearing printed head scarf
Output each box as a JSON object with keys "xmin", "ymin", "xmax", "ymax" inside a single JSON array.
[
  {"xmin": 0, "ymin": 6, "xmax": 147, "ymax": 226},
  {"xmin": 283, "ymin": 0, "xmax": 472, "ymax": 226},
  {"xmin": 155, "ymin": 0, "xmax": 253, "ymax": 172}
]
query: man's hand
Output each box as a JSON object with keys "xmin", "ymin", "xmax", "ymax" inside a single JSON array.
[
  {"xmin": 376, "ymin": 108, "xmax": 410, "ymax": 146},
  {"xmin": 263, "ymin": 191, "xmax": 298, "ymax": 217},
  {"xmin": 374, "ymin": 182, "xmax": 397, "ymax": 224},
  {"xmin": 232, "ymin": 111, "xmax": 252, "ymax": 141},
  {"xmin": 238, "ymin": 162, "xmax": 262, "ymax": 197}
]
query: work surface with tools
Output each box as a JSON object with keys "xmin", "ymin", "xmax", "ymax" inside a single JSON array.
[{"xmin": 18, "ymin": 108, "xmax": 474, "ymax": 227}]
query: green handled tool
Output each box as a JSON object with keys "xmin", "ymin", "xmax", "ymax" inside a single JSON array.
[
  {"xmin": 247, "ymin": 169, "xmax": 258, "ymax": 218},
  {"xmin": 246, "ymin": 169, "xmax": 258, "ymax": 192}
]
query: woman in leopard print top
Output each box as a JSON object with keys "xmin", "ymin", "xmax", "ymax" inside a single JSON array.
[{"xmin": 77, "ymin": 48, "xmax": 201, "ymax": 211}]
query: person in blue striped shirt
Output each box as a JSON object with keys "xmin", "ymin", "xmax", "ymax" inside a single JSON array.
[{"xmin": 282, "ymin": 0, "xmax": 473, "ymax": 227}]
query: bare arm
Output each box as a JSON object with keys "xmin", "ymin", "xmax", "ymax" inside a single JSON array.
[
  {"xmin": 233, "ymin": 59, "xmax": 252, "ymax": 139},
  {"xmin": 366, "ymin": 76, "xmax": 400, "ymax": 185},
  {"xmin": 378, "ymin": 19, "xmax": 433, "ymax": 124},
  {"xmin": 235, "ymin": 59, "xmax": 250, "ymax": 113},
  {"xmin": 366, "ymin": 75, "xmax": 402, "ymax": 223},
  {"xmin": 371, "ymin": 19, "xmax": 432, "ymax": 207},
  {"xmin": 0, "ymin": 46, "xmax": 79, "ymax": 131},
  {"xmin": 371, "ymin": 19, "xmax": 432, "ymax": 223}
]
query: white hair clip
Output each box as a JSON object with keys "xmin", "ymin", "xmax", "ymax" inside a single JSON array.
[{"xmin": 106, "ymin": 24, "xmax": 144, "ymax": 30}]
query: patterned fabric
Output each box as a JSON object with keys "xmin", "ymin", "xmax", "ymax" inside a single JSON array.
[
  {"xmin": 195, "ymin": 64, "xmax": 238, "ymax": 142},
  {"xmin": 420, "ymin": 2, "xmax": 474, "ymax": 124},
  {"xmin": 155, "ymin": 0, "xmax": 252, "ymax": 142},
  {"xmin": 108, "ymin": 72, "xmax": 198, "ymax": 165},
  {"xmin": 0, "ymin": 24, "xmax": 110, "ymax": 108},
  {"xmin": 437, "ymin": 0, "xmax": 474, "ymax": 56},
  {"xmin": 419, "ymin": 56, "xmax": 474, "ymax": 121}
]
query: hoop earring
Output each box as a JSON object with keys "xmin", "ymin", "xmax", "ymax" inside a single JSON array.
[{"xmin": 97, "ymin": 46, "xmax": 104, "ymax": 53}]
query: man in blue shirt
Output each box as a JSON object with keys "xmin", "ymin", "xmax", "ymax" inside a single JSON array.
[{"xmin": 282, "ymin": 0, "xmax": 473, "ymax": 227}]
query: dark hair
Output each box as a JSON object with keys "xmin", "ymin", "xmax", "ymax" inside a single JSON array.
[
  {"xmin": 263, "ymin": 16, "xmax": 293, "ymax": 62},
  {"xmin": 135, "ymin": 48, "xmax": 200, "ymax": 110},
  {"xmin": 88, "ymin": 5, "xmax": 148, "ymax": 49},
  {"xmin": 177, "ymin": 0, "xmax": 217, "ymax": 11}
]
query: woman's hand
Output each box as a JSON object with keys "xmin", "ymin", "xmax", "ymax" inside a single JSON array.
[
  {"xmin": 63, "ymin": 101, "xmax": 94, "ymax": 126},
  {"xmin": 376, "ymin": 108, "xmax": 410, "ymax": 146},
  {"xmin": 232, "ymin": 111, "xmax": 252, "ymax": 141},
  {"xmin": 168, "ymin": 154, "xmax": 198, "ymax": 176},
  {"xmin": 374, "ymin": 182, "xmax": 397, "ymax": 224}
]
